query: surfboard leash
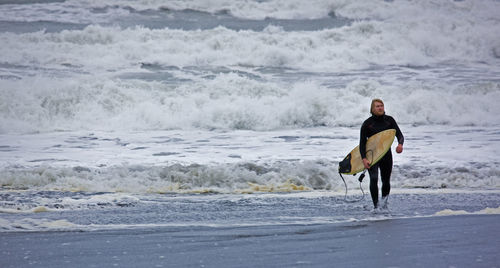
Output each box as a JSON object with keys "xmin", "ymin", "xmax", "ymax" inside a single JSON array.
[
  {"xmin": 339, "ymin": 170, "xmax": 365, "ymax": 203},
  {"xmin": 338, "ymin": 149, "xmax": 373, "ymax": 203}
]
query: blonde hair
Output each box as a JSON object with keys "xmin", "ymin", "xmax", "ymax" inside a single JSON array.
[{"xmin": 370, "ymin": 98, "xmax": 384, "ymax": 115}]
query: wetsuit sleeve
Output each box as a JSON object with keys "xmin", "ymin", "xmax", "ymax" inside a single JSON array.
[
  {"xmin": 359, "ymin": 122, "xmax": 368, "ymax": 159},
  {"xmin": 390, "ymin": 116, "xmax": 404, "ymax": 145}
]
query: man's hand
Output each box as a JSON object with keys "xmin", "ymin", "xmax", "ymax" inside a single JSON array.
[
  {"xmin": 362, "ymin": 158, "xmax": 370, "ymax": 169},
  {"xmin": 396, "ymin": 144, "xmax": 403, "ymax": 154}
]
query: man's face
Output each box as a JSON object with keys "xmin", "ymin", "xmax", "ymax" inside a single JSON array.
[{"xmin": 372, "ymin": 101, "xmax": 385, "ymax": 116}]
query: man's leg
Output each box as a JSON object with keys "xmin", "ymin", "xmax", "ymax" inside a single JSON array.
[
  {"xmin": 379, "ymin": 152, "xmax": 393, "ymax": 208},
  {"xmin": 369, "ymin": 163, "xmax": 379, "ymax": 208},
  {"xmin": 380, "ymin": 151, "xmax": 393, "ymax": 197}
]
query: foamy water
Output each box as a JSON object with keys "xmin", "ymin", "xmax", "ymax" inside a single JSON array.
[
  {"xmin": 1, "ymin": 0, "xmax": 499, "ymax": 232},
  {"xmin": 1, "ymin": 0, "xmax": 499, "ymax": 133},
  {"xmin": 0, "ymin": 126, "xmax": 499, "ymax": 193}
]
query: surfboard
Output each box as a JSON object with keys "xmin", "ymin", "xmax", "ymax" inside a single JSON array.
[{"xmin": 338, "ymin": 129, "xmax": 396, "ymax": 175}]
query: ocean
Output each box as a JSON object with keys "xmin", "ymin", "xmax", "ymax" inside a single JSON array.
[{"xmin": 1, "ymin": 1, "xmax": 500, "ymax": 262}]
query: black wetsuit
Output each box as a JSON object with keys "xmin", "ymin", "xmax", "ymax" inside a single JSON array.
[{"xmin": 360, "ymin": 114, "xmax": 404, "ymax": 208}]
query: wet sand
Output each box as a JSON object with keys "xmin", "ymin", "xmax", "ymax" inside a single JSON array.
[{"xmin": 2, "ymin": 214, "xmax": 499, "ymax": 268}]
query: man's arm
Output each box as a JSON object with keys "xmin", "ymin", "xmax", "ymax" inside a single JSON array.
[{"xmin": 391, "ymin": 116, "xmax": 404, "ymax": 153}]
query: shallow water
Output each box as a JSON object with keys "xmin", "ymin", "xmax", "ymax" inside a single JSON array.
[{"xmin": 1, "ymin": 189, "xmax": 499, "ymax": 232}]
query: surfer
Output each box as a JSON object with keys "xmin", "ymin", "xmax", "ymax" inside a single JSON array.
[{"xmin": 360, "ymin": 99, "xmax": 404, "ymax": 210}]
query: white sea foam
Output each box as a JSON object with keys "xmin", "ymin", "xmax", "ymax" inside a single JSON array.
[
  {"xmin": 0, "ymin": 1, "xmax": 129, "ymax": 24},
  {"xmin": 1, "ymin": 70, "xmax": 499, "ymax": 133},
  {"xmin": 1, "ymin": 160, "xmax": 498, "ymax": 194},
  {"xmin": 0, "ymin": 126, "xmax": 498, "ymax": 194},
  {"xmin": 0, "ymin": 206, "xmax": 51, "ymax": 214},
  {"xmin": 1, "ymin": 19, "xmax": 498, "ymax": 70},
  {"xmin": 0, "ymin": 161, "xmax": 336, "ymax": 194},
  {"xmin": 2, "ymin": 0, "xmax": 499, "ymax": 69},
  {"xmin": 55, "ymin": 0, "xmax": 500, "ymax": 22},
  {"xmin": 434, "ymin": 206, "xmax": 500, "ymax": 216},
  {"xmin": 0, "ymin": 0, "xmax": 499, "ymax": 133},
  {"xmin": 0, "ymin": 216, "xmax": 348, "ymax": 233},
  {"xmin": 1, "ymin": 1, "xmax": 499, "ymax": 133},
  {"xmin": 0, "ymin": 217, "xmax": 79, "ymax": 232}
]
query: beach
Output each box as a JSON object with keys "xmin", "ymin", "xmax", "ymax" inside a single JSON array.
[{"xmin": 2, "ymin": 213, "xmax": 499, "ymax": 268}]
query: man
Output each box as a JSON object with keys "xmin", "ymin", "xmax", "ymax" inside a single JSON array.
[{"xmin": 360, "ymin": 99, "xmax": 404, "ymax": 210}]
